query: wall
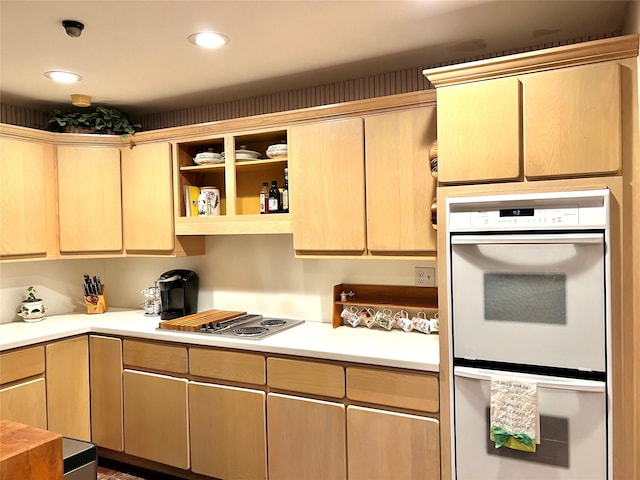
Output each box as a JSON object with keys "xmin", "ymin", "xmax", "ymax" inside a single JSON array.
[
  {"xmin": 0, "ymin": 235, "xmax": 436, "ymax": 324},
  {"xmin": 0, "ymin": 33, "xmax": 620, "ymax": 132}
]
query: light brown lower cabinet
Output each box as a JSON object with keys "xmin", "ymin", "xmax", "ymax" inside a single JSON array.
[
  {"xmin": 0, "ymin": 378, "xmax": 47, "ymax": 430},
  {"xmin": 45, "ymin": 336, "xmax": 90, "ymax": 440},
  {"xmin": 347, "ymin": 405, "xmax": 440, "ymax": 480},
  {"xmin": 89, "ymin": 335, "xmax": 123, "ymax": 451},
  {"xmin": 123, "ymin": 370, "xmax": 189, "ymax": 470},
  {"xmin": 267, "ymin": 393, "xmax": 347, "ymax": 480},
  {"xmin": 189, "ymin": 382, "xmax": 267, "ymax": 480}
]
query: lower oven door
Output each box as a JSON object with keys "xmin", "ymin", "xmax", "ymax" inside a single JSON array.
[
  {"xmin": 450, "ymin": 232, "xmax": 607, "ymax": 372},
  {"xmin": 453, "ymin": 366, "xmax": 607, "ymax": 480}
]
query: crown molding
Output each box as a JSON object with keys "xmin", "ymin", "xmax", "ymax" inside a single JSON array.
[{"xmin": 424, "ymin": 34, "xmax": 639, "ymax": 88}]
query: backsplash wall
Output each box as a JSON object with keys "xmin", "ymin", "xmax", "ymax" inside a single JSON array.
[{"xmin": 0, "ymin": 235, "xmax": 436, "ymax": 324}]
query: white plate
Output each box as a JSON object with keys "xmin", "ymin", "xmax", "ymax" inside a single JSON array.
[
  {"xmin": 236, "ymin": 153, "xmax": 262, "ymax": 161},
  {"xmin": 194, "ymin": 156, "xmax": 224, "ymax": 165},
  {"xmin": 235, "ymin": 149, "xmax": 261, "ymax": 158}
]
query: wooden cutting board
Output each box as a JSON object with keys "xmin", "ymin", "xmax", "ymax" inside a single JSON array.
[{"xmin": 158, "ymin": 309, "xmax": 247, "ymax": 332}]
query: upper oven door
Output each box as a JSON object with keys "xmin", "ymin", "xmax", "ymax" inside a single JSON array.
[{"xmin": 451, "ymin": 232, "xmax": 606, "ymax": 372}]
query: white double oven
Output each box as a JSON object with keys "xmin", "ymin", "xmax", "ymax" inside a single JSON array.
[{"xmin": 446, "ymin": 189, "xmax": 612, "ymax": 479}]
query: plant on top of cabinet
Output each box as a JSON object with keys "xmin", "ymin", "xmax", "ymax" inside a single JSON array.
[{"xmin": 47, "ymin": 106, "xmax": 141, "ymax": 138}]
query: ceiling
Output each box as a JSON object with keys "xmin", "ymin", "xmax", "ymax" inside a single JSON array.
[{"xmin": 0, "ymin": 0, "xmax": 633, "ymax": 116}]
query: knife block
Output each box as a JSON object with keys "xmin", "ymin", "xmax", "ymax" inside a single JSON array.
[{"xmin": 85, "ymin": 286, "xmax": 107, "ymax": 314}]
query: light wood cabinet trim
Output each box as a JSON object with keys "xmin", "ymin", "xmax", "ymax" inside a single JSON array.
[
  {"xmin": 0, "ymin": 346, "xmax": 44, "ymax": 385},
  {"xmin": 290, "ymin": 117, "xmax": 366, "ymax": 253},
  {"xmin": 523, "ymin": 61, "xmax": 621, "ymax": 178},
  {"xmin": 89, "ymin": 335, "xmax": 123, "ymax": 451},
  {"xmin": 123, "ymin": 339, "xmax": 188, "ymax": 373},
  {"xmin": 364, "ymin": 107, "xmax": 438, "ymax": 253},
  {"xmin": 189, "ymin": 348, "xmax": 265, "ymax": 385},
  {"xmin": 57, "ymin": 146, "xmax": 123, "ymax": 253},
  {"xmin": 123, "ymin": 370, "xmax": 190, "ymax": 470},
  {"xmin": 346, "ymin": 367, "xmax": 439, "ymax": 413},
  {"xmin": 436, "ymin": 77, "xmax": 522, "ymax": 183},
  {"xmin": 189, "ymin": 382, "xmax": 267, "ymax": 479},
  {"xmin": 424, "ymin": 34, "xmax": 639, "ymax": 87},
  {"xmin": 121, "ymin": 142, "xmax": 174, "ymax": 252},
  {"xmin": 45, "ymin": 336, "xmax": 91, "ymax": 440},
  {"xmin": 347, "ymin": 406, "xmax": 440, "ymax": 480},
  {"xmin": 267, "ymin": 357, "xmax": 345, "ymax": 398},
  {"xmin": 0, "ymin": 378, "xmax": 47, "ymax": 430},
  {"xmin": 267, "ymin": 393, "xmax": 347, "ymax": 480},
  {"xmin": 174, "ymin": 213, "xmax": 292, "ymax": 235}
]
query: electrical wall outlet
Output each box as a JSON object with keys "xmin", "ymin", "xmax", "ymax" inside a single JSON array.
[{"xmin": 415, "ymin": 267, "xmax": 436, "ymax": 287}]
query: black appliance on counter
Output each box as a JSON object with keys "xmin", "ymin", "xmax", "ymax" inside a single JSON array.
[{"xmin": 158, "ymin": 269, "xmax": 199, "ymax": 320}]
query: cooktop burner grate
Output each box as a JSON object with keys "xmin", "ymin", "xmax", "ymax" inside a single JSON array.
[
  {"xmin": 261, "ymin": 319, "xmax": 287, "ymax": 327},
  {"xmin": 233, "ymin": 326, "xmax": 269, "ymax": 336}
]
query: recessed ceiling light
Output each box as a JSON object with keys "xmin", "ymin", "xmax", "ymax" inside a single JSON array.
[
  {"xmin": 188, "ymin": 32, "xmax": 229, "ymax": 49},
  {"xmin": 44, "ymin": 71, "xmax": 82, "ymax": 83}
]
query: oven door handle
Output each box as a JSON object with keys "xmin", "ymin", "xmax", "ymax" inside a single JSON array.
[
  {"xmin": 454, "ymin": 366, "xmax": 605, "ymax": 392},
  {"xmin": 450, "ymin": 233, "xmax": 603, "ymax": 245}
]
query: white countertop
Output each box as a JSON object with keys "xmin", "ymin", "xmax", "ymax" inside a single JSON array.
[{"xmin": 0, "ymin": 310, "xmax": 439, "ymax": 372}]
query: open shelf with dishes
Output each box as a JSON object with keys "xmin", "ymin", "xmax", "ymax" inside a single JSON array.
[{"xmin": 174, "ymin": 127, "xmax": 291, "ymax": 235}]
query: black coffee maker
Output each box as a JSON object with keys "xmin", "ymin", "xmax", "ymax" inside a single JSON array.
[{"xmin": 158, "ymin": 269, "xmax": 199, "ymax": 320}]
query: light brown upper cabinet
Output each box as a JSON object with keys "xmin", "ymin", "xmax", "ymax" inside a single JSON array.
[
  {"xmin": 365, "ymin": 107, "xmax": 438, "ymax": 253},
  {"xmin": 435, "ymin": 77, "xmax": 522, "ymax": 184},
  {"xmin": 0, "ymin": 137, "xmax": 57, "ymax": 259},
  {"xmin": 57, "ymin": 145, "xmax": 123, "ymax": 253},
  {"xmin": 428, "ymin": 59, "xmax": 625, "ymax": 184},
  {"xmin": 121, "ymin": 142, "xmax": 174, "ymax": 253},
  {"xmin": 523, "ymin": 61, "xmax": 621, "ymax": 178},
  {"xmin": 290, "ymin": 109, "xmax": 437, "ymax": 256},
  {"xmin": 289, "ymin": 118, "xmax": 366, "ymax": 254}
]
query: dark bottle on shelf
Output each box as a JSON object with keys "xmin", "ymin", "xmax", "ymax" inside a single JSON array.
[
  {"xmin": 269, "ymin": 180, "xmax": 281, "ymax": 213},
  {"xmin": 260, "ymin": 182, "xmax": 269, "ymax": 214},
  {"xmin": 282, "ymin": 168, "xmax": 289, "ymax": 213}
]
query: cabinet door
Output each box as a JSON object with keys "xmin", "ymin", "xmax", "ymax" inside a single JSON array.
[
  {"xmin": 45, "ymin": 336, "xmax": 90, "ymax": 440},
  {"xmin": 89, "ymin": 335, "xmax": 123, "ymax": 451},
  {"xmin": 523, "ymin": 61, "xmax": 621, "ymax": 178},
  {"xmin": 57, "ymin": 146, "xmax": 122, "ymax": 253},
  {"xmin": 289, "ymin": 118, "xmax": 366, "ymax": 254},
  {"xmin": 123, "ymin": 370, "xmax": 189, "ymax": 469},
  {"xmin": 121, "ymin": 142, "xmax": 174, "ymax": 252},
  {"xmin": 0, "ymin": 378, "xmax": 47, "ymax": 429},
  {"xmin": 347, "ymin": 406, "xmax": 440, "ymax": 480},
  {"xmin": 437, "ymin": 77, "xmax": 521, "ymax": 183},
  {"xmin": 267, "ymin": 393, "xmax": 346, "ymax": 480},
  {"xmin": 190, "ymin": 382, "xmax": 267, "ymax": 479},
  {"xmin": 0, "ymin": 138, "xmax": 55, "ymax": 258},
  {"xmin": 365, "ymin": 107, "xmax": 438, "ymax": 253}
]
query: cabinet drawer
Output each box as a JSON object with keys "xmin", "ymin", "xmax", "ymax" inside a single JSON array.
[
  {"xmin": 268, "ymin": 358, "xmax": 345, "ymax": 398},
  {"xmin": 346, "ymin": 367, "xmax": 438, "ymax": 413},
  {"xmin": 189, "ymin": 348, "xmax": 265, "ymax": 385},
  {"xmin": 123, "ymin": 340, "xmax": 187, "ymax": 374},
  {"xmin": 0, "ymin": 346, "xmax": 45, "ymax": 385}
]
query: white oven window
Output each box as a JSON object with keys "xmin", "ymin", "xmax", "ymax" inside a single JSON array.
[{"xmin": 484, "ymin": 273, "xmax": 566, "ymax": 324}]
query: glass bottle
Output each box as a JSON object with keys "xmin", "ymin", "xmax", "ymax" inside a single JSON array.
[
  {"xmin": 282, "ymin": 168, "xmax": 289, "ymax": 213},
  {"xmin": 260, "ymin": 182, "xmax": 269, "ymax": 214},
  {"xmin": 269, "ymin": 180, "xmax": 280, "ymax": 213}
]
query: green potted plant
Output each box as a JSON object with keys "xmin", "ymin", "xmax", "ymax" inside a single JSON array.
[
  {"xmin": 47, "ymin": 106, "xmax": 141, "ymax": 139},
  {"xmin": 17, "ymin": 286, "xmax": 47, "ymax": 322}
]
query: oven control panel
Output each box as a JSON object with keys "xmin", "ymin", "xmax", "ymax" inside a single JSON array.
[{"xmin": 447, "ymin": 189, "xmax": 609, "ymax": 231}]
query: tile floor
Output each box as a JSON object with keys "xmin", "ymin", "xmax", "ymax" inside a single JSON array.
[{"xmin": 97, "ymin": 460, "xmax": 182, "ymax": 480}]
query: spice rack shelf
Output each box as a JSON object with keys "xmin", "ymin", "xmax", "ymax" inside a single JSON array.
[{"xmin": 332, "ymin": 283, "xmax": 438, "ymax": 328}]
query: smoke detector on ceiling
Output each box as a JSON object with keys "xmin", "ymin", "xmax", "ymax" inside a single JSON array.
[{"xmin": 62, "ymin": 20, "xmax": 84, "ymax": 38}]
